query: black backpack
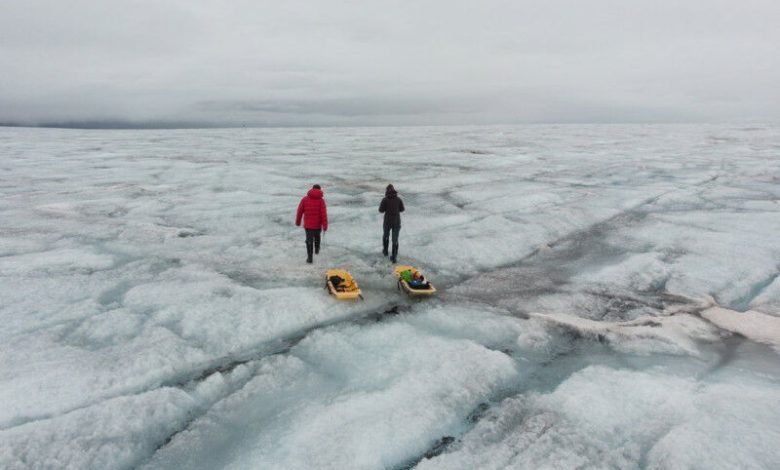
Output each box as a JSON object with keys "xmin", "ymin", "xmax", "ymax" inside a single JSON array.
[{"xmin": 329, "ymin": 275, "xmax": 346, "ymax": 291}]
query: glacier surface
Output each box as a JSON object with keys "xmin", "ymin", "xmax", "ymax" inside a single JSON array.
[{"xmin": 1, "ymin": 124, "xmax": 779, "ymax": 469}]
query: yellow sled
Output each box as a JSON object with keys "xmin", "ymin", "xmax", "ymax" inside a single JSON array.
[
  {"xmin": 394, "ymin": 265, "xmax": 437, "ymax": 296},
  {"xmin": 325, "ymin": 269, "xmax": 363, "ymax": 300}
]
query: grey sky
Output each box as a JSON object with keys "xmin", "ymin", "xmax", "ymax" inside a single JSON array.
[{"xmin": 1, "ymin": 0, "xmax": 778, "ymax": 126}]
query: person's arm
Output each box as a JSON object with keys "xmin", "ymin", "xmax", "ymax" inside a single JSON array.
[
  {"xmin": 321, "ymin": 199, "xmax": 328, "ymax": 231},
  {"xmin": 379, "ymin": 198, "xmax": 386, "ymax": 213},
  {"xmin": 399, "ymin": 198, "xmax": 405, "ymax": 213},
  {"xmin": 295, "ymin": 198, "xmax": 304, "ymax": 226}
]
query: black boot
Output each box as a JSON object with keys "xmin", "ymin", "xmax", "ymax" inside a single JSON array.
[
  {"xmin": 306, "ymin": 241, "xmax": 314, "ymax": 263},
  {"xmin": 314, "ymin": 238, "xmax": 320, "ymax": 255},
  {"xmin": 390, "ymin": 243, "xmax": 398, "ymax": 263},
  {"xmin": 382, "ymin": 240, "xmax": 389, "ymax": 257}
]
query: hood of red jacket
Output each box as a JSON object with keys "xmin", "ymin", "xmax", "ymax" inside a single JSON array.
[{"xmin": 307, "ymin": 188, "xmax": 323, "ymax": 199}]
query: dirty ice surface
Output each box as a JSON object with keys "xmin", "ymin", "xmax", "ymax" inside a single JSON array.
[{"xmin": 1, "ymin": 125, "xmax": 779, "ymax": 469}]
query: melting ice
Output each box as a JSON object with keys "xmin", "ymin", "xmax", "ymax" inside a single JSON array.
[{"xmin": 1, "ymin": 125, "xmax": 779, "ymax": 469}]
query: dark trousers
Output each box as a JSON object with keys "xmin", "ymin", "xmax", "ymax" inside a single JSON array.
[
  {"xmin": 383, "ymin": 225, "xmax": 400, "ymax": 245},
  {"xmin": 305, "ymin": 229, "xmax": 321, "ymax": 258},
  {"xmin": 383, "ymin": 225, "xmax": 400, "ymax": 259}
]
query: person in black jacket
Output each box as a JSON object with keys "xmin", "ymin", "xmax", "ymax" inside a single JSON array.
[{"xmin": 379, "ymin": 184, "xmax": 405, "ymax": 262}]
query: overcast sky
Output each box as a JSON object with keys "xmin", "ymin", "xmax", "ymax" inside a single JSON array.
[{"xmin": 1, "ymin": 0, "xmax": 778, "ymax": 127}]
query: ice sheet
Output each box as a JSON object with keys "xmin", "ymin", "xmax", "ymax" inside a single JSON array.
[
  {"xmin": 418, "ymin": 364, "xmax": 780, "ymax": 470},
  {"xmin": 2, "ymin": 124, "xmax": 779, "ymax": 469}
]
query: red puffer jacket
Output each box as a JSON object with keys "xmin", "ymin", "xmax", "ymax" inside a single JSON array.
[{"xmin": 296, "ymin": 188, "xmax": 328, "ymax": 230}]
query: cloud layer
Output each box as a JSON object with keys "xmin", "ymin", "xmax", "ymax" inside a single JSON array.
[{"xmin": 1, "ymin": 0, "xmax": 779, "ymax": 126}]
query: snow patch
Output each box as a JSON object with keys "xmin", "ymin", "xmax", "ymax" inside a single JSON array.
[
  {"xmin": 702, "ymin": 307, "xmax": 780, "ymax": 353},
  {"xmin": 528, "ymin": 312, "xmax": 723, "ymax": 356}
]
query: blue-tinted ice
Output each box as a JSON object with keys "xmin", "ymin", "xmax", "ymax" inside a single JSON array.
[{"xmin": 1, "ymin": 125, "xmax": 779, "ymax": 469}]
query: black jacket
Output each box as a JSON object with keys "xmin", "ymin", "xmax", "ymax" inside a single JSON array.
[{"xmin": 379, "ymin": 189, "xmax": 405, "ymax": 228}]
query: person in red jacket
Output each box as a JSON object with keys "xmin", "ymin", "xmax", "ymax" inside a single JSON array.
[{"xmin": 295, "ymin": 184, "xmax": 328, "ymax": 263}]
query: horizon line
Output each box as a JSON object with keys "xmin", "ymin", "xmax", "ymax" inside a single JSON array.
[{"xmin": 1, "ymin": 119, "xmax": 775, "ymax": 131}]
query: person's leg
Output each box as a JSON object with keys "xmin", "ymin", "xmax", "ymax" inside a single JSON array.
[
  {"xmin": 382, "ymin": 225, "xmax": 390, "ymax": 256},
  {"xmin": 390, "ymin": 226, "xmax": 400, "ymax": 263},
  {"xmin": 314, "ymin": 229, "xmax": 321, "ymax": 254},
  {"xmin": 305, "ymin": 229, "xmax": 314, "ymax": 263}
]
